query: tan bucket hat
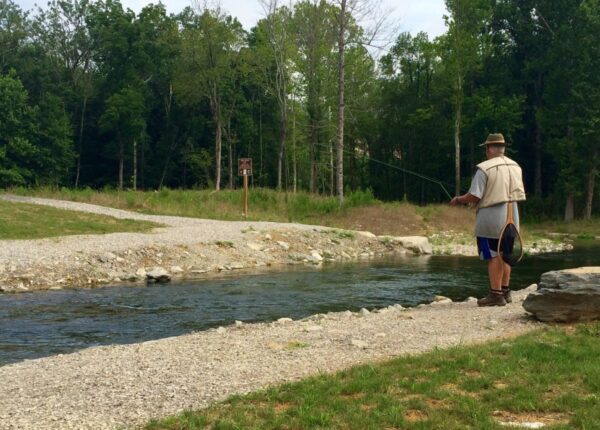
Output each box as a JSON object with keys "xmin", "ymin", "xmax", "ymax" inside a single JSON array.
[{"xmin": 479, "ymin": 133, "xmax": 508, "ymax": 147}]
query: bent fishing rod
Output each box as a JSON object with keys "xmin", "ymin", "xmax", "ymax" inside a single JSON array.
[{"xmin": 313, "ymin": 142, "xmax": 465, "ymax": 200}]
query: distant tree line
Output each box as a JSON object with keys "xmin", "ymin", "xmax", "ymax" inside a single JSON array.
[{"xmin": 0, "ymin": 0, "xmax": 598, "ymax": 220}]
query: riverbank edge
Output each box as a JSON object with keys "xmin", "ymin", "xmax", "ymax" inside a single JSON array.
[
  {"xmin": 0, "ymin": 232, "xmax": 574, "ymax": 295},
  {"xmin": 0, "ymin": 226, "xmax": 574, "ymax": 294},
  {"xmin": 0, "ymin": 194, "xmax": 575, "ymax": 294}
]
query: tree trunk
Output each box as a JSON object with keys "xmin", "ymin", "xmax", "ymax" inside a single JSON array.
[
  {"xmin": 564, "ymin": 194, "xmax": 574, "ymax": 222},
  {"xmin": 534, "ymin": 121, "xmax": 543, "ymax": 195},
  {"xmin": 227, "ymin": 117, "xmax": 233, "ymax": 189},
  {"xmin": 454, "ymin": 75, "xmax": 462, "ymax": 197},
  {"xmin": 534, "ymin": 73, "xmax": 544, "ymax": 195},
  {"xmin": 292, "ymin": 97, "xmax": 297, "ymax": 193},
  {"xmin": 259, "ymin": 101, "xmax": 263, "ymax": 185},
  {"xmin": 159, "ymin": 84, "xmax": 174, "ymax": 189},
  {"xmin": 277, "ymin": 102, "xmax": 287, "ymax": 190},
  {"xmin": 215, "ymin": 114, "xmax": 222, "ymax": 191},
  {"xmin": 140, "ymin": 135, "xmax": 145, "ymax": 189},
  {"xmin": 309, "ymin": 119, "xmax": 317, "ymax": 194},
  {"xmin": 330, "ymin": 138, "xmax": 334, "ymax": 197},
  {"xmin": 74, "ymin": 95, "xmax": 88, "ymax": 188},
  {"xmin": 132, "ymin": 138, "xmax": 137, "ymax": 191},
  {"xmin": 336, "ymin": 0, "xmax": 347, "ymax": 205},
  {"xmin": 584, "ymin": 166, "xmax": 597, "ymax": 220},
  {"xmin": 212, "ymin": 84, "xmax": 222, "ymax": 192},
  {"xmin": 158, "ymin": 142, "xmax": 177, "ymax": 190},
  {"xmin": 118, "ymin": 138, "xmax": 124, "ymax": 191}
]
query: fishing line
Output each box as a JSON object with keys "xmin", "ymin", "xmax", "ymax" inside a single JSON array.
[{"xmin": 312, "ymin": 142, "xmax": 458, "ymax": 200}]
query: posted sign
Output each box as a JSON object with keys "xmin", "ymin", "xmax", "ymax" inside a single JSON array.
[{"xmin": 238, "ymin": 158, "xmax": 253, "ymax": 176}]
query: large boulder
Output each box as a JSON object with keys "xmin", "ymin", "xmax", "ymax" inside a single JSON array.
[{"xmin": 523, "ymin": 267, "xmax": 600, "ymax": 322}]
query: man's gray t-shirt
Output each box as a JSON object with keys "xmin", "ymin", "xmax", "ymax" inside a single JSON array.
[{"xmin": 468, "ymin": 169, "xmax": 519, "ymax": 239}]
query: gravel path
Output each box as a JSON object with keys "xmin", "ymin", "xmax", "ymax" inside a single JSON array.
[
  {"xmin": 0, "ymin": 286, "xmax": 542, "ymax": 430},
  {"xmin": 0, "ymin": 194, "xmax": 317, "ymax": 266}
]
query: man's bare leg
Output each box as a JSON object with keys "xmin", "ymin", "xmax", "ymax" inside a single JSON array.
[
  {"xmin": 502, "ymin": 262, "xmax": 512, "ymax": 302},
  {"xmin": 502, "ymin": 263, "xmax": 511, "ymax": 287},
  {"xmin": 487, "ymin": 256, "xmax": 504, "ymax": 291}
]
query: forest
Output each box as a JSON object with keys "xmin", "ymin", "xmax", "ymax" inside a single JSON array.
[{"xmin": 0, "ymin": 0, "xmax": 599, "ymax": 220}]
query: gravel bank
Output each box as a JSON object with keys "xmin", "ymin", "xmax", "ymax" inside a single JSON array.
[
  {"xmin": 0, "ymin": 285, "xmax": 542, "ymax": 430},
  {"xmin": 1, "ymin": 195, "xmax": 419, "ymax": 292}
]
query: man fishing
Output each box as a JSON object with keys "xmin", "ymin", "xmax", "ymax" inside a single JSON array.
[{"xmin": 450, "ymin": 133, "xmax": 526, "ymax": 306}]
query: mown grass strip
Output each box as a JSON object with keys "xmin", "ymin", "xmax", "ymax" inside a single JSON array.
[
  {"xmin": 0, "ymin": 200, "xmax": 158, "ymax": 240},
  {"xmin": 7, "ymin": 186, "xmax": 469, "ymax": 236},
  {"xmin": 146, "ymin": 323, "xmax": 600, "ymax": 429},
  {"xmin": 8, "ymin": 186, "xmax": 379, "ymax": 224}
]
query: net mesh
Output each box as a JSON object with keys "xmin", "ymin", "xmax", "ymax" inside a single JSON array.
[{"xmin": 498, "ymin": 223, "xmax": 523, "ymax": 266}]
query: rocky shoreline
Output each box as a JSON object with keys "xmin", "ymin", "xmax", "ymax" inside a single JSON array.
[
  {"xmin": 0, "ymin": 225, "xmax": 431, "ymax": 293},
  {"xmin": 0, "ymin": 285, "xmax": 543, "ymax": 430},
  {"xmin": 429, "ymin": 231, "xmax": 574, "ymax": 256},
  {"xmin": 0, "ymin": 195, "xmax": 574, "ymax": 294}
]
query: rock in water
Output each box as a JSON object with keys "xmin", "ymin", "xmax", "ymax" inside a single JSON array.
[
  {"xmin": 146, "ymin": 267, "xmax": 171, "ymax": 283},
  {"xmin": 392, "ymin": 236, "xmax": 433, "ymax": 255},
  {"xmin": 523, "ymin": 267, "xmax": 600, "ymax": 322}
]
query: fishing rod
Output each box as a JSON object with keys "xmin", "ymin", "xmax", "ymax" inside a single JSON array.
[{"xmin": 313, "ymin": 142, "xmax": 461, "ymax": 200}]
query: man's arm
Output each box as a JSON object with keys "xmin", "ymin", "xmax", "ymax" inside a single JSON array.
[
  {"xmin": 450, "ymin": 169, "xmax": 485, "ymax": 206},
  {"xmin": 449, "ymin": 193, "xmax": 480, "ymax": 206}
]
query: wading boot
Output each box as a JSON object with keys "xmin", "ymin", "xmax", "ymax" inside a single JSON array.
[
  {"xmin": 502, "ymin": 287, "xmax": 512, "ymax": 303},
  {"xmin": 477, "ymin": 289, "xmax": 507, "ymax": 307}
]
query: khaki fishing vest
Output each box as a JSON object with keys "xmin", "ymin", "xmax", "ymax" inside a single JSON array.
[{"xmin": 476, "ymin": 156, "xmax": 526, "ymax": 209}]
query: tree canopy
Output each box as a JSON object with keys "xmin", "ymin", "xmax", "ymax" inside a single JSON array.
[{"xmin": 0, "ymin": 0, "xmax": 598, "ymax": 219}]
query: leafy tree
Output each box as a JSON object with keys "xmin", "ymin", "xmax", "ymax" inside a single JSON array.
[
  {"xmin": 256, "ymin": 1, "xmax": 294, "ymax": 191},
  {"xmin": 0, "ymin": 71, "xmax": 35, "ymax": 185},
  {"xmin": 0, "ymin": 71, "xmax": 73, "ymax": 186},
  {"xmin": 99, "ymin": 87, "xmax": 145, "ymax": 190},
  {"xmin": 176, "ymin": 6, "xmax": 245, "ymax": 191},
  {"xmin": 33, "ymin": 0, "xmax": 95, "ymax": 187},
  {"xmin": 442, "ymin": 0, "xmax": 492, "ymax": 196},
  {"xmin": 292, "ymin": 0, "xmax": 337, "ymax": 194},
  {"xmin": 0, "ymin": 0, "xmax": 28, "ymax": 72}
]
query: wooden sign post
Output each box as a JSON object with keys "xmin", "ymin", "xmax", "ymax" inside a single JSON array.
[{"xmin": 238, "ymin": 158, "xmax": 253, "ymax": 217}]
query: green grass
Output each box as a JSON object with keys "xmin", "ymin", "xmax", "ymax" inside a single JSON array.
[
  {"xmin": 146, "ymin": 323, "xmax": 600, "ymax": 429},
  {"xmin": 0, "ymin": 200, "xmax": 158, "ymax": 240},
  {"xmin": 8, "ymin": 186, "xmax": 378, "ymax": 224},
  {"xmin": 526, "ymin": 218, "xmax": 600, "ymax": 238},
  {"xmin": 6, "ymin": 187, "xmax": 600, "ymax": 240}
]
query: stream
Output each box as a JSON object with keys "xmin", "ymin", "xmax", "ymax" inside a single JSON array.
[{"xmin": 1, "ymin": 241, "xmax": 597, "ymax": 366}]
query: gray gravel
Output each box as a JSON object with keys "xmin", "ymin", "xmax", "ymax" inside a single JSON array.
[
  {"xmin": 0, "ymin": 287, "xmax": 542, "ymax": 430},
  {"xmin": 0, "ymin": 194, "xmax": 318, "ymax": 266}
]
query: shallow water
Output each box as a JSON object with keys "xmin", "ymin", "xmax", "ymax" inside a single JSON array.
[{"xmin": 1, "ymin": 241, "xmax": 598, "ymax": 366}]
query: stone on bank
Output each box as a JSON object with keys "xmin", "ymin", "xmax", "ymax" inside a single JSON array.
[
  {"xmin": 146, "ymin": 267, "xmax": 171, "ymax": 283},
  {"xmin": 523, "ymin": 267, "xmax": 600, "ymax": 323}
]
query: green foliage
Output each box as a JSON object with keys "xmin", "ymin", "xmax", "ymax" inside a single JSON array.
[
  {"xmin": 1, "ymin": 0, "xmax": 599, "ymax": 219},
  {"xmin": 0, "ymin": 71, "xmax": 73, "ymax": 187}
]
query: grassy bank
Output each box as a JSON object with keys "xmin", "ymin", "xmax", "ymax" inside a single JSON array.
[
  {"xmin": 0, "ymin": 200, "xmax": 158, "ymax": 240},
  {"xmin": 147, "ymin": 323, "xmax": 600, "ymax": 429},
  {"xmin": 6, "ymin": 187, "xmax": 599, "ymax": 240},
  {"xmin": 7, "ymin": 187, "xmax": 476, "ymax": 237},
  {"xmin": 528, "ymin": 219, "xmax": 600, "ymax": 240}
]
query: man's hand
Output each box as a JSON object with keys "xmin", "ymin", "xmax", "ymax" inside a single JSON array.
[{"xmin": 450, "ymin": 193, "xmax": 480, "ymax": 206}]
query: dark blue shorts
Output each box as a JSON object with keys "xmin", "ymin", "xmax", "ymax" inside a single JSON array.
[{"xmin": 477, "ymin": 237, "xmax": 499, "ymax": 261}]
